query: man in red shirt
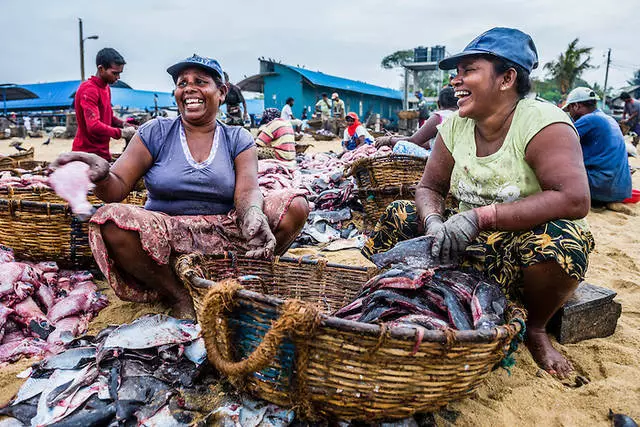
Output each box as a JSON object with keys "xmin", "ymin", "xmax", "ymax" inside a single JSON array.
[{"xmin": 72, "ymin": 48, "xmax": 135, "ymax": 161}]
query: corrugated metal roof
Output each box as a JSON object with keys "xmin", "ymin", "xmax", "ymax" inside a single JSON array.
[
  {"xmin": 111, "ymin": 88, "xmax": 176, "ymax": 110},
  {"xmin": 285, "ymin": 64, "xmax": 403, "ymax": 100},
  {"xmin": 0, "ymin": 80, "xmax": 174, "ymax": 111}
]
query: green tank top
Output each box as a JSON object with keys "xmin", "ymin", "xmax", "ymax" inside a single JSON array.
[{"xmin": 438, "ymin": 98, "xmax": 577, "ymax": 211}]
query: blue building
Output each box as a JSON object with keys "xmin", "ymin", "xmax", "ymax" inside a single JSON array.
[
  {"xmin": 0, "ymin": 80, "xmax": 176, "ymax": 114},
  {"xmin": 238, "ymin": 60, "xmax": 402, "ymax": 121}
]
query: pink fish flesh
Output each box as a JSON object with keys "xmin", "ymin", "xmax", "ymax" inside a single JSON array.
[
  {"xmin": 48, "ymin": 291, "xmax": 108, "ymax": 324},
  {"xmin": 48, "ymin": 161, "xmax": 95, "ymax": 220},
  {"xmin": 36, "ymin": 261, "xmax": 59, "ymax": 273},
  {"xmin": 0, "ymin": 262, "xmax": 41, "ymax": 301},
  {"xmin": 0, "ymin": 338, "xmax": 48, "ymax": 363},
  {"xmin": 0, "ymin": 245, "xmax": 14, "ymax": 263},
  {"xmin": 13, "ymin": 296, "xmax": 54, "ymax": 339},
  {"xmin": 35, "ymin": 283, "xmax": 57, "ymax": 311},
  {"xmin": 47, "ymin": 316, "xmax": 89, "ymax": 346}
]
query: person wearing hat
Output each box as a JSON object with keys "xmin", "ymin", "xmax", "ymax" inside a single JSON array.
[
  {"xmin": 331, "ymin": 93, "xmax": 345, "ymax": 119},
  {"xmin": 362, "ymin": 28, "xmax": 593, "ymax": 378},
  {"xmin": 564, "ymin": 87, "xmax": 632, "ymax": 206},
  {"xmin": 51, "ymin": 54, "xmax": 309, "ymax": 319},
  {"xmin": 342, "ymin": 112, "xmax": 374, "ymax": 150}
]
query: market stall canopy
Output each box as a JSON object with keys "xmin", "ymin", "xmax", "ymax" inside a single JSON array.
[{"xmin": 0, "ymin": 84, "xmax": 39, "ymax": 101}]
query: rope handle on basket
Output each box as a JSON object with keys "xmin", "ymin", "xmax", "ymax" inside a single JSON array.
[{"xmin": 200, "ymin": 279, "xmax": 322, "ymax": 382}]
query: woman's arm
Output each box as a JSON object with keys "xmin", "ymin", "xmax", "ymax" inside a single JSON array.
[
  {"xmin": 491, "ymin": 123, "xmax": 590, "ymax": 231},
  {"xmin": 415, "ymin": 134, "xmax": 454, "ymax": 225},
  {"xmin": 94, "ymin": 133, "xmax": 153, "ymax": 202},
  {"xmin": 407, "ymin": 114, "xmax": 440, "ymax": 149},
  {"xmin": 233, "ymin": 147, "xmax": 264, "ymax": 218}
]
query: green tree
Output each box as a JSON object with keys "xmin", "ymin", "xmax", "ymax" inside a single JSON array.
[
  {"xmin": 628, "ymin": 70, "xmax": 640, "ymax": 86},
  {"xmin": 380, "ymin": 49, "xmax": 414, "ymax": 69},
  {"xmin": 543, "ymin": 38, "xmax": 595, "ymax": 96}
]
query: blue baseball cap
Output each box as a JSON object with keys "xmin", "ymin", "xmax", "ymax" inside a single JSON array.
[
  {"xmin": 167, "ymin": 54, "xmax": 226, "ymax": 84},
  {"xmin": 438, "ymin": 27, "xmax": 538, "ymax": 73}
]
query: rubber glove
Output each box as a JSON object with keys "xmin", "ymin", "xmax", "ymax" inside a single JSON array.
[
  {"xmin": 431, "ymin": 210, "xmax": 480, "ymax": 264},
  {"xmin": 241, "ymin": 206, "xmax": 276, "ymax": 259}
]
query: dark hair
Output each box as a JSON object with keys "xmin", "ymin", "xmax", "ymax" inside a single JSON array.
[
  {"xmin": 321, "ymin": 93, "xmax": 327, "ymax": 97},
  {"xmin": 578, "ymin": 100, "xmax": 597, "ymax": 109},
  {"xmin": 96, "ymin": 48, "xmax": 125, "ymax": 69},
  {"xmin": 483, "ymin": 55, "xmax": 531, "ymax": 98},
  {"xmin": 438, "ymin": 87, "xmax": 458, "ymax": 109},
  {"xmin": 286, "ymin": 97, "xmax": 294, "ymax": 105},
  {"xmin": 620, "ymin": 92, "xmax": 631, "ymax": 100}
]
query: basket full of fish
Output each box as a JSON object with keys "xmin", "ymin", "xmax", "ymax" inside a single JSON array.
[
  {"xmin": 0, "ymin": 164, "xmax": 147, "ymax": 268},
  {"xmin": 175, "ymin": 240, "xmax": 525, "ymax": 422}
]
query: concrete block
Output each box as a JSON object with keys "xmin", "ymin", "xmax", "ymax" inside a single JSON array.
[{"xmin": 548, "ymin": 282, "xmax": 622, "ymax": 344}]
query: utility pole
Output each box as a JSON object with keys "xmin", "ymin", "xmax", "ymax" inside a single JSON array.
[
  {"xmin": 79, "ymin": 18, "xmax": 85, "ymax": 81},
  {"xmin": 79, "ymin": 18, "xmax": 99, "ymax": 81},
  {"xmin": 603, "ymin": 48, "xmax": 611, "ymax": 109}
]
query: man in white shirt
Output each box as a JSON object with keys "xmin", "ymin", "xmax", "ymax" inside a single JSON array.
[{"xmin": 281, "ymin": 97, "xmax": 302, "ymax": 131}]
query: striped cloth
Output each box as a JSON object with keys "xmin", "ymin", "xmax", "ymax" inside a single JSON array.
[{"xmin": 256, "ymin": 118, "xmax": 296, "ymax": 166}]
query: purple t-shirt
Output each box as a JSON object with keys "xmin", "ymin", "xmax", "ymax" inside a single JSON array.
[{"xmin": 138, "ymin": 116, "xmax": 255, "ymax": 215}]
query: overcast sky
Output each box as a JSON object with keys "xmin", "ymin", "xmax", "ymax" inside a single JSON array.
[{"xmin": 2, "ymin": 0, "xmax": 638, "ymax": 96}]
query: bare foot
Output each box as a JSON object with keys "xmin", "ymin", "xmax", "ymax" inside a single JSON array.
[
  {"xmin": 606, "ymin": 202, "xmax": 636, "ymax": 216},
  {"xmin": 526, "ymin": 327, "xmax": 573, "ymax": 378}
]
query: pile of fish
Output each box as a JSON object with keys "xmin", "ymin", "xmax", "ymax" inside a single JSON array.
[
  {"xmin": 334, "ymin": 236, "xmax": 508, "ymax": 331},
  {"xmin": 0, "ymin": 245, "xmax": 108, "ymax": 364},
  {"xmin": 0, "ymin": 171, "xmax": 49, "ymax": 191},
  {"xmin": 0, "ymin": 314, "xmax": 216, "ymax": 426}
]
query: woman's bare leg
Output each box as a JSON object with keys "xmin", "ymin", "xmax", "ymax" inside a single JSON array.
[
  {"xmin": 273, "ymin": 197, "xmax": 309, "ymax": 255},
  {"xmin": 100, "ymin": 221, "xmax": 195, "ymax": 319},
  {"xmin": 522, "ymin": 261, "xmax": 579, "ymax": 378}
]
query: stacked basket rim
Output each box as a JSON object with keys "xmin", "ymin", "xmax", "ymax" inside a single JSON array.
[
  {"xmin": 175, "ymin": 252, "xmax": 525, "ymax": 422},
  {"xmin": 346, "ymin": 154, "xmax": 427, "ymax": 229},
  {"xmin": 0, "ymin": 185, "xmax": 147, "ymax": 268},
  {"xmin": 0, "ymin": 147, "xmax": 36, "ymax": 169}
]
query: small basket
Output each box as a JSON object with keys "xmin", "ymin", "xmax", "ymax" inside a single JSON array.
[
  {"xmin": 311, "ymin": 131, "xmax": 336, "ymax": 141},
  {"xmin": 397, "ymin": 110, "xmax": 419, "ymax": 120},
  {"xmin": 294, "ymin": 134, "xmax": 303, "ymax": 142},
  {"xmin": 358, "ymin": 186, "xmax": 416, "ymax": 228},
  {"xmin": 346, "ymin": 154, "xmax": 426, "ymax": 190},
  {"xmin": 0, "ymin": 187, "xmax": 147, "ymax": 267},
  {"xmin": 295, "ymin": 143, "xmax": 312, "ymax": 155},
  {"xmin": 175, "ymin": 252, "xmax": 526, "ymax": 422}
]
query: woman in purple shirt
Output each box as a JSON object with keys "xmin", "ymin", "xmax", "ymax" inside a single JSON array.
[{"xmin": 52, "ymin": 55, "xmax": 309, "ymax": 318}]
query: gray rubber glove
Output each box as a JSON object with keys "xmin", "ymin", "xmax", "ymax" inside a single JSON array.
[
  {"xmin": 423, "ymin": 213, "xmax": 444, "ymax": 236},
  {"xmin": 431, "ymin": 210, "xmax": 480, "ymax": 264},
  {"xmin": 241, "ymin": 206, "xmax": 276, "ymax": 259},
  {"xmin": 121, "ymin": 127, "xmax": 136, "ymax": 142}
]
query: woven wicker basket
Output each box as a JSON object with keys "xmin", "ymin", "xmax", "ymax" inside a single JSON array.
[
  {"xmin": 397, "ymin": 110, "xmax": 419, "ymax": 120},
  {"xmin": 295, "ymin": 143, "xmax": 312, "ymax": 155},
  {"xmin": 0, "ymin": 187, "xmax": 147, "ymax": 267},
  {"xmin": 0, "ymin": 147, "xmax": 36, "ymax": 169},
  {"xmin": 175, "ymin": 253, "xmax": 525, "ymax": 421},
  {"xmin": 346, "ymin": 155, "xmax": 426, "ymax": 228},
  {"xmin": 311, "ymin": 131, "xmax": 336, "ymax": 141}
]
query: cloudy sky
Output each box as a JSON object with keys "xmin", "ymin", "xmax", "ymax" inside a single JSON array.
[{"xmin": 2, "ymin": 0, "xmax": 638, "ymax": 95}]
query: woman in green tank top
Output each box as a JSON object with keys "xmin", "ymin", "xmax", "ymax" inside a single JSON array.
[{"xmin": 362, "ymin": 28, "xmax": 594, "ymax": 378}]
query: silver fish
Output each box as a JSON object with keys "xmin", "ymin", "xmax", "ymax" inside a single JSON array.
[
  {"xmin": 102, "ymin": 315, "xmax": 200, "ymax": 350},
  {"xmin": 40, "ymin": 347, "xmax": 96, "ymax": 370}
]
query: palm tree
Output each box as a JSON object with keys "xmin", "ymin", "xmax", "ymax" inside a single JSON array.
[{"xmin": 543, "ymin": 38, "xmax": 595, "ymax": 96}]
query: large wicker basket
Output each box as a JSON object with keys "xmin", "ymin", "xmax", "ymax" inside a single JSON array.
[
  {"xmin": 311, "ymin": 131, "xmax": 336, "ymax": 141},
  {"xmin": 0, "ymin": 187, "xmax": 147, "ymax": 267},
  {"xmin": 295, "ymin": 142, "xmax": 312, "ymax": 155},
  {"xmin": 175, "ymin": 253, "xmax": 526, "ymax": 422},
  {"xmin": 0, "ymin": 160, "xmax": 49, "ymax": 175}
]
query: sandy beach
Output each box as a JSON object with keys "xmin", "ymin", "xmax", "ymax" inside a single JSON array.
[{"xmin": 0, "ymin": 135, "xmax": 638, "ymax": 426}]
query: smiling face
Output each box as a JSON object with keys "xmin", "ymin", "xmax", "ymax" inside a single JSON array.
[
  {"xmin": 451, "ymin": 56, "xmax": 511, "ymax": 119},
  {"xmin": 174, "ymin": 67, "xmax": 227, "ymax": 125}
]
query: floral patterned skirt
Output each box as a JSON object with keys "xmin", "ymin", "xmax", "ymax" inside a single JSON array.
[
  {"xmin": 89, "ymin": 190, "xmax": 306, "ymax": 303},
  {"xmin": 362, "ymin": 200, "xmax": 595, "ymax": 300}
]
